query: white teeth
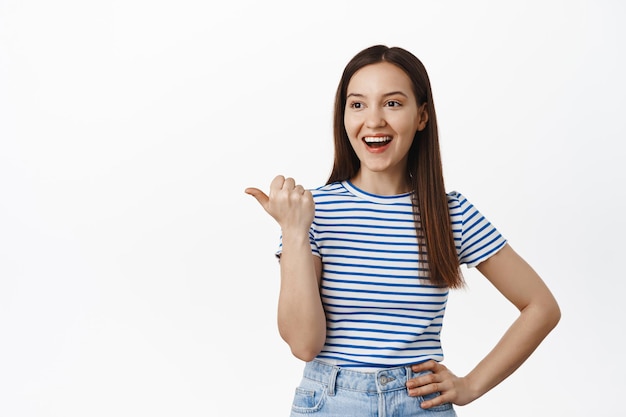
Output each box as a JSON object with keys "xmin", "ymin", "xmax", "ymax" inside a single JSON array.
[{"xmin": 363, "ymin": 136, "xmax": 392, "ymax": 143}]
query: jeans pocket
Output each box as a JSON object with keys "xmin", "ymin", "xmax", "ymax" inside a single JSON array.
[{"xmin": 291, "ymin": 378, "xmax": 327, "ymax": 414}]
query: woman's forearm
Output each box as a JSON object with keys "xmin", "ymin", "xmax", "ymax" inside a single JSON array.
[
  {"xmin": 460, "ymin": 244, "xmax": 561, "ymax": 402},
  {"xmin": 465, "ymin": 285, "xmax": 561, "ymax": 401},
  {"xmin": 277, "ymin": 231, "xmax": 326, "ymax": 361}
]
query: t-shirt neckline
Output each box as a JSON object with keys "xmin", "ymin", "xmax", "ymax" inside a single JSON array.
[{"xmin": 341, "ymin": 180, "xmax": 412, "ymax": 205}]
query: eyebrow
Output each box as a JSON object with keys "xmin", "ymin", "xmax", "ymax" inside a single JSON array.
[{"xmin": 346, "ymin": 91, "xmax": 409, "ymax": 99}]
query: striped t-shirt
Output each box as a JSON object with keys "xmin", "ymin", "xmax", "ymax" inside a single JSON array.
[{"xmin": 278, "ymin": 180, "xmax": 507, "ymax": 369}]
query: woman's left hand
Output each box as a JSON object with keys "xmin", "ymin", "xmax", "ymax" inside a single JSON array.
[{"xmin": 406, "ymin": 360, "xmax": 474, "ymax": 409}]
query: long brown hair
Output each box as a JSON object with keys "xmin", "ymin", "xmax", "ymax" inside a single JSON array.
[{"xmin": 327, "ymin": 45, "xmax": 463, "ymax": 288}]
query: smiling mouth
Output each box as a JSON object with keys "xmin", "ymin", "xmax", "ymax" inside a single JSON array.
[{"xmin": 363, "ymin": 136, "xmax": 392, "ymax": 148}]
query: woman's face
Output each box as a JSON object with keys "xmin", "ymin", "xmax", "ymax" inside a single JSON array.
[{"xmin": 344, "ymin": 62, "xmax": 428, "ymax": 183}]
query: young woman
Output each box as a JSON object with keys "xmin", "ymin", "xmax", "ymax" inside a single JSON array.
[{"xmin": 245, "ymin": 45, "xmax": 560, "ymax": 416}]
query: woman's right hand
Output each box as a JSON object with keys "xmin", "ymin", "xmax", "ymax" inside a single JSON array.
[{"xmin": 245, "ymin": 175, "xmax": 315, "ymax": 233}]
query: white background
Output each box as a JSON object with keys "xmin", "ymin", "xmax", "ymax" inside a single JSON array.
[{"xmin": 1, "ymin": 1, "xmax": 624, "ymax": 416}]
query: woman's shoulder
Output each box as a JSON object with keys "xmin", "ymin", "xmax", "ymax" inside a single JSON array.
[
  {"xmin": 446, "ymin": 190, "xmax": 479, "ymax": 217},
  {"xmin": 310, "ymin": 181, "xmax": 348, "ymax": 197},
  {"xmin": 446, "ymin": 190, "xmax": 467, "ymax": 207}
]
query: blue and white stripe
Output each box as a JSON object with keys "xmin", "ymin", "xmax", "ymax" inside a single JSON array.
[{"xmin": 278, "ymin": 180, "xmax": 506, "ymax": 368}]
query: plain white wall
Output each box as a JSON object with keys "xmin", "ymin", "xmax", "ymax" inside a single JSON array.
[{"xmin": 1, "ymin": 1, "xmax": 624, "ymax": 416}]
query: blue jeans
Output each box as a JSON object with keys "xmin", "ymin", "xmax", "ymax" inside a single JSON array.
[{"xmin": 290, "ymin": 360, "xmax": 457, "ymax": 416}]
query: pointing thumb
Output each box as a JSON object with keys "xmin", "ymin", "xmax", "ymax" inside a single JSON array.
[{"xmin": 244, "ymin": 187, "xmax": 269, "ymax": 210}]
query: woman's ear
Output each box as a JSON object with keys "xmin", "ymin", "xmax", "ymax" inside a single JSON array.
[{"xmin": 416, "ymin": 103, "xmax": 429, "ymax": 131}]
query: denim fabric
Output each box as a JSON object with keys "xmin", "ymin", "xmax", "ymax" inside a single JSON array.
[{"xmin": 290, "ymin": 360, "xmax": 457, "ymax": 417}]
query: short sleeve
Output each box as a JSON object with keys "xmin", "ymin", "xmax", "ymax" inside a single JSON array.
[{"xmin": 448, "ymin": 191, "xmax": 507, "ymax": 268}]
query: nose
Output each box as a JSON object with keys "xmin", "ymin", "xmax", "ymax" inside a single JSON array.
[{"xmin": 364, "ymin": 107, "xmax": 386, "ymax": 128}]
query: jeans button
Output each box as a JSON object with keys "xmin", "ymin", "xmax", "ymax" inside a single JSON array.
[{"xmin": 379, "ymin": 374, "xmax": 395, "ymax": 386}]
